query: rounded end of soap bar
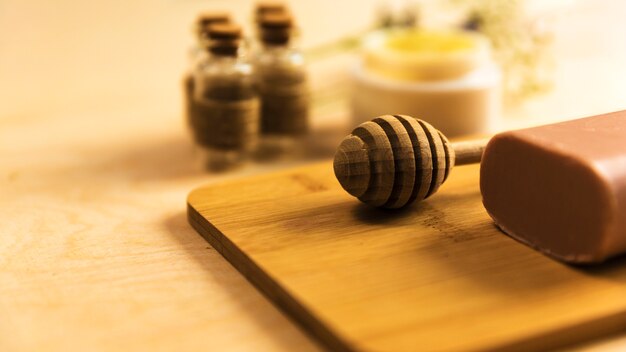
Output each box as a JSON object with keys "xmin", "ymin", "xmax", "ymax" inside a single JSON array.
[{"xmin": 480, "ymin": 132, "xmax": 615, "ymax": 264}]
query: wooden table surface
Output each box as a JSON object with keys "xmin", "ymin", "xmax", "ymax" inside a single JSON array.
[
  {"xmin": 3, "ymin": 1, "xmax": 626, "ymax": 351},
  {"xmin": 0, "ymin": 102, "xmax": 329, "ymax": 351}
]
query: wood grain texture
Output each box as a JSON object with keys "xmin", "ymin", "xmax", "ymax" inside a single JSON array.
[{"xmin": 188, "ymin": 161, "xmax": 626, "ymax": 351}]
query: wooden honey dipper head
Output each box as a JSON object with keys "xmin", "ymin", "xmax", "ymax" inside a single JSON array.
[{"xmin": 333, "ymin": 115, "xmax": 487, "ymax": 208}]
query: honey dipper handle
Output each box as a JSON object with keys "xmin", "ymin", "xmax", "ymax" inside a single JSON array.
[{"xmin": 451, "ymin": 138, "xmax": 490, "ymax": 166}]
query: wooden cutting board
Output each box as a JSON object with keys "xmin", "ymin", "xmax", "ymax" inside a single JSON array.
[{"xmin": 187, "ymin": 161, "xmax": 626, "ymax": 351}]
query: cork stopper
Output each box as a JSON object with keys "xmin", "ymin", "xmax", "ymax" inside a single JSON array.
[
  {"xmin": 195, "ymin": 12, "xmax": 231, "ymax": 38},
  {"xmin": 207, "ymin": 23, "xmax": 242, "ymax": 56},
  {"xmin": 207, "ymin": 23, "xmax": 241, "ymax": 39},
  {"xmin": 255, "ymin": 1, "xmax": 288, "ymax": 21},
  {"xmin": 258, "ymin": 12, "xmax": 294, "ymax": 45}
]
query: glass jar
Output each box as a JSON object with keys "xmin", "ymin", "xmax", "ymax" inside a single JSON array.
[
  {"xmin": 253, "ymin": 13, "xmax": 309, "ymax": 160},
  {"xmin": 192, "ymin": 24, "xmax": 260, "ymax": 170}
]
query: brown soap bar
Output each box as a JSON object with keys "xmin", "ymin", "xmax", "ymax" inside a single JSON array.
[{"xmin": 480, "ymin": 110, "xmax": 626, "ymax": 264}]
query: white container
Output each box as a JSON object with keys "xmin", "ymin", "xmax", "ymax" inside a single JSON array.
[{"xmin": 351, "ymin": 30, "xmax": 501, "ymax": 137}]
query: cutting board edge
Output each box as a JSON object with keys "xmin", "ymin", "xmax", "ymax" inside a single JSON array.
[{"xmin": 186, "ymin": 201, "xmax": 355, "ymax": 352}]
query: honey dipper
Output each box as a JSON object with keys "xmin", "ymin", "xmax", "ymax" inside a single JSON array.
[{"xmin": 333, "ymin": 114, "xmax": 487, "ymax": 208}]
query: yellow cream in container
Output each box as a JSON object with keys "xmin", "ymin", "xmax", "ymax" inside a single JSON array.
[{"xmin": 351, "ymin": 29, "xmax": 500, "ymax": 137}]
